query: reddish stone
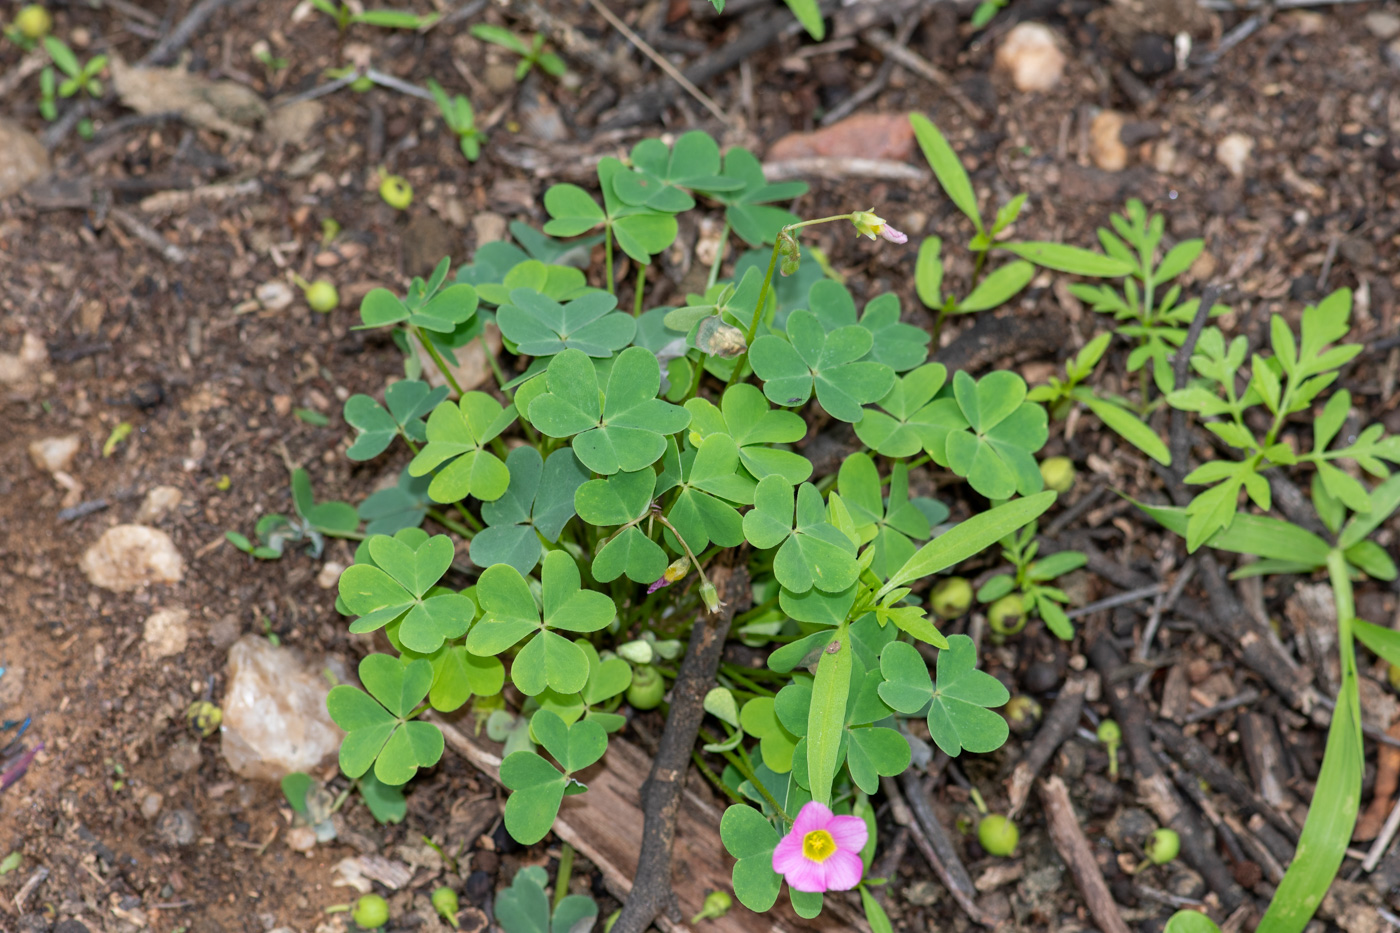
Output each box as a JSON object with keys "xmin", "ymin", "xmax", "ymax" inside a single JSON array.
[{"xmin": 767, "ymin": 112, "xmax": 915, "ymax": 162}]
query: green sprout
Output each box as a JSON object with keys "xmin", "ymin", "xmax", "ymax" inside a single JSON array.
[
  {"xmin": 470, "ymin": 24, "xmax": 566, "ymax": 81},
  {"xmin": 428, "ymin": 79, "xmax": 484, "ymax": 163}
]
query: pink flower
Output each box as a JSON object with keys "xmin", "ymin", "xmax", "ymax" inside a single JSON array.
[
  {"xmin": 879, "ymin": 225, "xmax": 908, "ymax": 244},
  {"xmin": 771, "ymin": 801, "xmax": 868, "ymax": 893}
]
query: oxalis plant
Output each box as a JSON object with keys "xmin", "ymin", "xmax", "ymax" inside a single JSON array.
[
  {"xmin": 1133, "ymin": 289, "xmax": 1400, "ymax": 933},
  {"xmin": 318, "ymin": 119, "xmax": 1145, "ymax": 929}
]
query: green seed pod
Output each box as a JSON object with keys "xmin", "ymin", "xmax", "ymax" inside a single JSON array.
[
  {"xmin": 379, "ymin": 174, "xmax": 413, "ymax": 210},
  {"xmin": 987, "ymin": 594, "xmax": 1027, "ymax": 637},
  {"xmin": 1146, "ymin": 828, "xmax": 1180, "ymax": 865},
  {"xmin": 352, "ymin": 893, "xmax": 389, "ymax": 929},
  {"xmin": 627, "ymin": 665, "xmax": 665, "ymax": 710},
  {"xmin": 977, "ymin": 814, "xmax": 1019, "ymax": 857},
  {"xmin": 431, "ymin": 887, "xmax": 460, "ymax": 928},
  {"xmin": 15, "ymin": 5, "xmax": 52, "ymax": 39},
  {"xmin": 1039, "ymin": 456, "xmax": 1077, "ymax": 494},
  {"xmin": 931, "ymin": 577, "xmax": 973, "ymax": 619},
  {"xmin": 303, "ymin": 280, "xmax": 340, "ymax": 313},
  {"xmin": 1004, "ymin": 695, "xmax": 1042, "ymax": 734}
]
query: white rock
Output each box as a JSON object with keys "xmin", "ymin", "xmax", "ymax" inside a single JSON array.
[
  {"xmin": 317, "ymin": 561, "xmax": 345, "ymax": 590},
  {"xmin": 286, "ymin": 825, "xmax": 318, "ymax": 853},
  {"xmin": 143, "ymin": 608, "xmax": 190, "ymax": 659},
  {"xmin": 470, "ymin": 211, "xmax": 508, "ymax": 245},
  {"xmin": 1090, "ymin": 110, "xmax": 1129, "ymax": 172},
  {"xmin": 0, "ymin": 333, "xmax": 48, "ymax": 386},
  {"xmin": 220, "ymin": 635, "xmax": 344, "ymax": 782},
  {"xmin": 1216, "ymin": 132, "xmax": 1254, "ymax": 178},
  {"xmin": 256, "ymin": 280, "xmax": 294, "ymax": 311},
  {"xmin": 136, "ymin": 485, "xmax": 184, "ymax": 523},
  {"xmin": 140, "ymin": 792, "xmax": 164, "ymax": 820},
  {"xmin": 995, "ymin": 22, "xmax": 1067, "ymax": 93},
  {"xmin": 28, "ymin": 435, "xmax": 81, "ymax": 474},
  {"xmin": 80, "ymin": 524, "xmax": 185, "ymax": 591},
  {"xmin": 1365, "ymin": 11, "xmax": 1400, "ymax": 40}
]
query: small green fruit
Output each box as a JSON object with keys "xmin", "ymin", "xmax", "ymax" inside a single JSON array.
[
  {"xmin": 303, "ymin": 280, "xmax": 339, "ymax": 312},
  {"xmin": 353, "ymin": 893, "xmax": 389, "ymax": 929},
  {"xmin": 379, "ymin": 173, "xmax": 413, "ymax": 210},
  {"xmin": 931, "ymin": 577, "xmax": 973, "ymax": 619},
  {"xmin": 691, "ymin": 890, "xmax": 732, "ymax": 924},
  {"xmin": 978, "ymin": 814, "xmax": 1019, "ymax": 857},
  {"xmin": 987, "ymin": 594, "xmax": 1026, "ymax": 637},
  {"xmin": 15, "ymin": 4, "xmax": 52, "ymax": 39},
  {"xmin": 1040, "ymin": 456, "xmax": 1076, "ymax": 494},
  {"xmin": 431, "ymin": 887, "xmax": 460, "ymax": 928},
  {"xmin": 1146, "ymin": 828, "xmax": 1180, "ymax": 865},
  {"xmin": 627, "ymin": 665, "xmax": 665, "ymax": 710}
]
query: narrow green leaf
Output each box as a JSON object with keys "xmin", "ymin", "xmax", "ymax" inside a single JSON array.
[
  {"xmin": 806, "ymin": 623, "xmax": 850, "ymax": 807},
  {"xmin": 909, "ymin": 113, "xmax": 981, "ymax": 232},
  {"xmin": 1003, "ymin": 242, "xmax": 1133, "ymax": 278}
]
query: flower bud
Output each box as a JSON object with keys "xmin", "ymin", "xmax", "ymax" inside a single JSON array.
[
  {"xmin": 1004, "ymin": 695, "xmax": 1042, "ymax": 734},
  {"xmin": 691, "ymin": 890, "xmax": 733, "ymax": 924},
  {"xmin": 700, "ymin": 581, "xmax": 724, "ymax": 614}
]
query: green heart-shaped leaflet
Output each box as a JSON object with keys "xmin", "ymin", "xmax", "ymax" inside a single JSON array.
[
  {"xmin": 750, "ymin": 310, "xmax": 894, "ymax": 423},
  {"xmin": 684, "ymin": 383, "xmax": 812, "ymax": 483},
  {"xmin": 529, "ymin": 347, "xmax": 691, "ymax": 475},
  {"xmin": 612, "ymin": 131, "xmax": 742, "ymax": 213},
  {"xmin": 501, "ymin": 711, "xmax": 608, "ymax": 846},
  {"xmin": 344, "ymin": 379, "xmax": 449, "ymax": 461},
  {"xmin": 742, "ymin": 477, "xmax": 858, "ymax": 594},
  {"xmin": 837, "ymin": 455, "xmax": 937, "ymax": 581},
  {"xmin": 327, "ymin": 653, "xmax": 443, "ymax": 786},
  {"xmin": 663, "ymin": 434, "xmax": 754, "ymax": 553},
  {"xmin": 337, "ymin": 533, "xmax": 475, "ymax": 654},
  {"xmin": 466, "ymin": 550, "xmax": 615, "ymax": 696},
  {"xmin": 575, "ymin": 468, "xmax": 667, "ymax": 584},
  {"xmin": 496, "ymin": 287, "xmax": 635, "ymax": 358},
  {"xmin": 472, "ymin": 446, "xmax": 589, "ymax": 575},
  {"xmin": 853, "ymin": 363, "xmax": 957, "ymax": 458},
  {"xmin": 804, "ymin": 280, "xmax": 929, "ymax": 373},
  {"xmin": 358, "ymin": 283, "xmax": 478, "ymax": 333},
  {"xmin": 407, "ymin": 392, "xmax": 517, "ymax": 503},
  {"xmin": 719, "ymin": 805, "xmax": 782, "ymax": 912},
  {"xmin": 695, "ymin": 147, "xmax": 807, "ymax": 247},
  {"xmin": 877, "ymin": 636, "xmax": 1009, "ymax": 757},
  {"xmin": 739, "ymin": 697, "xmax": 799, "ymax": 773},
  {"xmin": 940, "ymin": 370, "xmax": 1047, "ymax": 500}
]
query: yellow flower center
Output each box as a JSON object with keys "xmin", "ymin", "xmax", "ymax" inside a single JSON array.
[{"xmin": 802, "ymin": 829, "xmax": 837, "ymax": 862}]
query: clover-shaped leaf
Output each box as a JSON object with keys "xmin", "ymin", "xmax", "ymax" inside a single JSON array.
[
  {"xmin": 358, "ymin": 469, "xmax": 432, "ymax": 536},
  {"xmin": 661, "ymin": 434, "xmax": 754, "ymax": 553},
  {"xmin": 575, "ymin": 468, "xmax": 667, "ymax": 583},
  {"xmin": 695, "ymin": 147, "xmax": 808, "ymax": 247},
  {"xmin": 472, "ymin": 447, "xmax": 589, "ymax": 575},
  {"xmin": 739, "ymin": 697, "xmax": 799, "ymax": 773},
  {"xmin": 720, "ymin": 805, "xmax": 783, "ymax": 913},
  {"xmin": 501, "ymin": 710, "xmax": 607, "ymax": 845},
  {"xmin": 474, "ymin": 258, "xmax": 591, "ymax": 307},
  {"xmin": 685, "ymin": 383, "xmax": 812, "ymax": 483},
  {"xmin": 327, "ymin": 653, "xmax": 443, "ymax": 785},
  {"xmin": 543, "ymin": 158, "xmax": 679, "ymax": 264},
  {"xmin": 344, "ymin": 380, "xmax": 450, "ymax": 461},
  {"xmin": 581, "ymin": 641, "xmax": 633, "ymax": 706},
  {"xmin": 838, "ymin": 456, "xmax": 940, "ymax": 581},
  {"xmin": 407, "ymin": 393, "xmax": 518, "ymax": 503},
  {"xmin": 878, "ymin": 636, "xmax": 1009, "ymax": 757},
  {"xmin": 496, "ymin": 287, "xmax": 636, "ymax": 358},
  {"xmin": 529, "ymin": 347, "xmax": 690, "ymax": 475},
  {"xmin": 750, "ymin": 311, "xmax": 894, "ymax": 423},
  {"xmin": 338, "ymin": 534, "xmax": 475, "ymax": 653},
  {"xmin": 935, "ymin": 370, "xmax": 1047, "ymax": 500},
  {"xmin": 774, "ymin": 660, "xmax": 905, "ymax": 795},
  {"xmin": 612, "ymin": 131, "xmax": 741, "ymax": 213},
  {"xmin": 805, "ymin": 281, "xmax": 929, "ymax": 373},
  {"xmin": 742, "ymin": 477, "xmax": 859, "ymax": 593},
  {"xmin": 853, "ymin": 363, "xmax": 958, "ymax": 458},
  {"xmin": 466, "ymin": 550, "xmax": 616, "ymax": 696},
  {"xmin": 427, "ymin": 644, "xmax": 504, "ymax": 713},
  {"xmin": 358, "ymin": 283, "xmax": 479, "ymax": 333}
]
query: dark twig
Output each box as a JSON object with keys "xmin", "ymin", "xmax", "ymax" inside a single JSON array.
[
  {"xmin": 610, "ymin": 562, "xmax": 747, "ymax": 933},
  {"xmin": 1040, "ymin": 775, "xmax": 1132, "ymax": 933},
  {"xmin": 821, "ymin": 14, "xmax": 920, "ymax": 126},
  {"xmin": 1006, "ymin": 674, "xmax": 1087, "ymax": 818},
  {"xmin": 140, "ymin": 0, "xmax": 239, "ymax": 65},
  {"xmin": 1089, "ymin": 629, "xmax": 1250, "ymax": 912},
  {"xmin": 882, "ymin": 776, "xmax": 993, "ymax": 927}
]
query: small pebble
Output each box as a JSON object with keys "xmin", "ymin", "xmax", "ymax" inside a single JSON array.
[
  {"xmin": 995, "ymin": 22, "xmax": 1066, "ymax": 92},
  {"xmin": 1216, "ymin": 133, "xmax": 1254, "ymax": 178},
  {"xmin": 155, "ymin": 809, "xmax": 199, "ymax": 847},
  {"xmin": 255, "ymin": 281, "xmax": 294, "ymax": 312},
  {"xmin": 28, "ymin": 435, "xmax": 81, "ymax": 474},
  {"xmin": 1090, "ymin": 110, "xmax": 1129, "ymax": 172},
  {"xmin": 317, "ymin": 562, "xmax": 345, "ymax": 590},
  {"xmin": 1365, "ymin": 11, "xmax": 1400, "ymax": 39},
  {"xmin": 140, "ymin": 792, "xmax": 163, "ymax": 821},
  {"xmin": 286, "ymin": 826, "xmax": 318, "ymax": 853}
]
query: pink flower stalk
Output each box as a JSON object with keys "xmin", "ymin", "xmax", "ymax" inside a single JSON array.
[{"xmin": 772, "ymin": 801, "xmax": 868, "ymax": 893}]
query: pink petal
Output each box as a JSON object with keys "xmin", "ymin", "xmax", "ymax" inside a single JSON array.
[
  {"xmin": 826, "ymin": 814, "xmax": 869, "ymax": 853},
  {"xmin": 791, "ymin": 801, "xmax": 833, "ymax": 837},
  {"xmin": 772, "ymin": 832, "xmax": 806, "ymax": 875},
  {"xmin": 784, "ymin": 856, "xmax": 829, "ymax": 893},
  {"xmin": 880, "ymin": 225, "xmax": 908, "ymax": 245},
  {"xmin": 819, "ymin": 849, "xmax": 865, "ymax": 891}
]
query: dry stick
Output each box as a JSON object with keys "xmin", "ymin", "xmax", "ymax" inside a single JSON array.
[
  {"xmin": 881, "ymin": 777, "xmax": 994, "ymax": 928},
  {"xmin": 1089, "ymin": 632, "xmax": 1250, "ymax": 912},
  {"xmin": 858, "ymin": 27, "xmax": 987, "ymax": 123},
  {"xmin": 585, "ymin": 0, "xmax": 731, "ymax": 125},
  {"xmin": 610, "ymin": 562, "xmax": 747, "ymax": 933},
  {"xmin": 141, "ymin": 0, "xmax": 240, "ymax": 65},
  {"xmin": 761, "ymin": 157, "xmax": 929, "ymax": 183},
  {"xmin": 821, "ymin": 13, "xmax": 920, "ymax": 126},
  {"xmin": 1039, "ymin": 775, "xmax": 1133, "ymax": 933},
  {"xmin": 1006, "ymin": 674, "xmax": 1088, "ymax": 819}
]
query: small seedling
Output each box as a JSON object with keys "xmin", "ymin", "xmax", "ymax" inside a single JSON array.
[
  {"xmin": 43, "ymin": 36, "xmax": 106, "ymax": 100},
  {"xmin": 0, "ymin": 852, "xmax": 21, "ymax": 875},
  {"xmin": 310, "ymin": 0, "xmax": 436, "ymax": 32},
  {"xmin": 103, "ymin": 421, "xmax": 132, "ymax": 457},
  {"xmin": 1039, "ymin": 456, "xmax": 1076, "ymax": 493},
  {"xmin": 970, "ymin": 0, "xmax": 1007, "ymax": 28},
  {"xmin": 251, "ymin": 39, "xmax": 289, "ymax": 77},
  {"xmin": 977, "ymin": 521, "xmax": 1086, "ymax": 640},
  {"xmin": 470, "ymin": 24, "xmax": 566, "ymax": 81},
  {"xmin": 977, "ymin": 814, "xmax": 1019, "ymax": 857},
  {"xmin": 428, "ymin": 79, "xmax": 484, "ymax": 163},
  {"xmin": 431, "ymin": 886, "xmax": 460, "ymax": 928},
  {"xmin": 378, "ymin": 170, "xmax": 413, "ymax": 210},
  {"xmin": 707, "ymin": 0, "xmax": 824, "ymax": 41},
  {"xmin": 930, "ymin": 576, "xmax": 973, "ymax": 619},
  {"xmin": 691, "ymin": 890, "xmax": 733, "ymax": 924},
  {"xmin": 1097, "ymin": 718, "xmax": 1122, "ymax": 779},
  {"xmin": 1145, "ymin": 827, "xmax": 1180, "ymax": 866},
  {"xmin": 627, "ymin": 665, "xmax": 665, "ymax": 710}
]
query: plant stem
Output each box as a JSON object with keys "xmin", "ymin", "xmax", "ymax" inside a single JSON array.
[
  {"xmin": 701, "ymin": 728, "xmax": 791, "ymax": 823},
  {"xmin": 415, "ymin": 326, "xmax": 466, "ymax": 398},
  {"xmin": 682, "ymin": 352, "xmax": 707, "ymax": 403},
  {"xmin": 633, "ymin": 264, "xmax": 646, "ymax": 318},
  {"xmin": 605, "ymin": 227, "xmax": 615, "ymax": 295},
  {"xmin": 426, "ymin": 508, "xmax": 475, "ymax": 538},
  {"xmin": 706, "ymin": 222, "xmax": 730, "ymax": 289},
  {"xmin": 691, "ymin": 750, "xmax": 744, "ymax": 805},
  {"xmin": 554, "ymin": 843, "xmax": 574, "ymax": 909}
]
